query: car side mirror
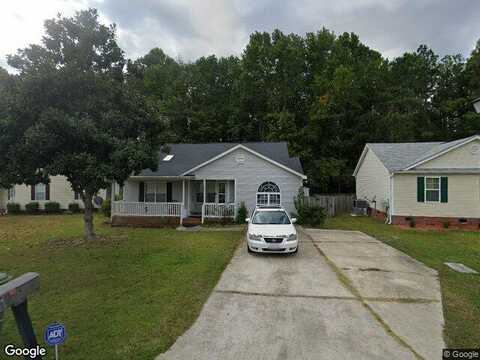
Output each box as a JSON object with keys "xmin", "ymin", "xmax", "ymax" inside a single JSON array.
[
  {"xmin": 245, "ymin": 218, "xmax": 250, "ymax": 223},
  {"xmin": 291, "ymin": 218, "xmax": 297, "ymax": 224}
]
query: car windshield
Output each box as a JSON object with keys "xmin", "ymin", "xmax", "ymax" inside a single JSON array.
[{"xmin": 252, "ymin": 210, "xmax": 291, "ymax": 225}]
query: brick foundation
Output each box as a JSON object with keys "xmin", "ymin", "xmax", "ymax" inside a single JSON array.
[
  {"xmin": 392, "ymin": 215, "xmax": 480, "ymax": 230},
  {"xmin": 111, "ymin": 215, "xmax": 180, "ymax": 228}
]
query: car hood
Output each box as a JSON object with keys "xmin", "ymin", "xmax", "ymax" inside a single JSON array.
[{"xmin": 248, "ymin": 224, "xmax": 296, "ymax": 237}]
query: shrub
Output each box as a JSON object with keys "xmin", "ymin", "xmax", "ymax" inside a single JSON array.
[
  {"xmin": 442, "ymin": 221, "xmax": 450, "ymax": 229},
  {"xmin": 294, "ymin": 188, "xmax": 327, "ymax": 227},
  {"xmin": 68, "ymin": 203, "xmax": 81, "ymax": 213},
  {"xmin": 25, "ymin": 202, "xmax": 39, "ymax": 214},
  {"xmin": 235, "ymin": 202, "xmax": 248, "ymax": 224},
  {"xmin": 44, "ymin": 201, "xmax": 61, "ymax": 213},
  {"xmin": 7, "ymin": 203, "xmax": 21, "ymax": 214},
  {"xmin": 101, "ymin": 198, "xmax": 111, "ymax": 217}
]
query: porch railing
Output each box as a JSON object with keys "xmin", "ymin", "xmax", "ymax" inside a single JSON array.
[
  {"xmin": 112, "ymin": 201, "xmax": 181, "ymax": 217},
  {"xmin": 203, "ymin": 203, "xmax": 235, "ymax": 218}
]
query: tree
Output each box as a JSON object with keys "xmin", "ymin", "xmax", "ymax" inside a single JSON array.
[{"xmin": 0, "ymin": 9, "xmax": 162, "ymax": 239}]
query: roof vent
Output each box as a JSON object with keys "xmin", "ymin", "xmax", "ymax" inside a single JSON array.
[
  {"xmin": 163, "ymin": 154, "xmax": 174, "ymax": 161},
  {"xmin": 235, "ymin": 153, "xmax": 245, "ymax": 164}
]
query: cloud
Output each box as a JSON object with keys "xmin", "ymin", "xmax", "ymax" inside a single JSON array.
[
  {"xmin": 92, "ymin": 0, "xmax": 248, "ymax": 61},
  {"xmin": 0, "ymin": 0, "xmax": 89, "ymax": 71},
  {"xmin": 1, "ymin": 0, "xmax": 478, "ymax": 72}
]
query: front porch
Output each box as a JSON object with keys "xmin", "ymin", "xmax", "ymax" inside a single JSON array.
[{"xmin": 111, "ymin": 178, "xmax": 236, "ymax": 225}]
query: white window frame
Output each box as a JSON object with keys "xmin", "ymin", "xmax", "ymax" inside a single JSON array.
[
  {"xmin": 35, "ymin": 183, "xmax": 46, "ymax": 201},
  {"xmin": 256, "ymin": 181, "xmax": 281, "ymax": 206},
  {"xmin": 425, "ymin": 176, "xmax": 440, "ymax": 203}
]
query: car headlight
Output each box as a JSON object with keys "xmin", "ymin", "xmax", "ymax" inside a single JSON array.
[
  {"xmin": 248, "ymin": 233, "xmax": 262, "ymax": 241},
  {"xmin": 287, "ymin": 233, "xmax": 297, "ymax": 242}
]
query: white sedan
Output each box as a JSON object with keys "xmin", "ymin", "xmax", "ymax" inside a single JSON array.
[{"xmin": 246, "ymin": 207, "xmax": 298, "ymax": 254}]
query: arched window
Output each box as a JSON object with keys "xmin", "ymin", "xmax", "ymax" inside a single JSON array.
[{"xmin": 256, "ymin": 181, "xmax": 281, "ymax": 206}]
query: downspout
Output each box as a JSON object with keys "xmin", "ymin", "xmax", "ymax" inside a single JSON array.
[{"xmin": 388, "ymin": 173, "xmax": 394, "ymax": 224}]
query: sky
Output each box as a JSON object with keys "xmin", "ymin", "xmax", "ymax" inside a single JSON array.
[{"xmin": 1, "ymin": 0, "xmax": 479, "ymax": 71}]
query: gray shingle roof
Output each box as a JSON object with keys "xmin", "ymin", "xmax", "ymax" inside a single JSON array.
[
  {"xmin": 139, "ymin": 142, "xmax": 304, "ymax": 177},
  {"xmin": 367, "ymin": 142, "xmax": 441, "ymax": 171},
  {"xmin": 367, "ymin": 135, "xmax": 480, "ymax": 172}
]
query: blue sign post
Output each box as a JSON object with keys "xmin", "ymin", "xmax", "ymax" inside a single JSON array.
[{"xmin": 44, "ymin": 323, "xmax": 66, "ymax": 360}]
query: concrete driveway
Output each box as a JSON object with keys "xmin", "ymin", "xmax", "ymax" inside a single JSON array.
[{"xmin": 156, "ymin": 229, "xmax": 444, "ymax": 360}]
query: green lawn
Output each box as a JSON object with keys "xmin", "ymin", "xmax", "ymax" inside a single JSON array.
[
  {"xmin": 324, "ymin": 215, "xmax": 480, "ymax": 348},
  {"xmin": 0, "ymin": 215, "xmax": 242, "ymax": 359}
]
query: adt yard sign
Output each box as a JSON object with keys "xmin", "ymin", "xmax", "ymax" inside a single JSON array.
[
  {"xmin": 45, "ymin": 323, "xmax": 66, "ymax": 346},
  {"xmin": 44, "ymin": 323, "xmax": 66, "ymax": 360}
]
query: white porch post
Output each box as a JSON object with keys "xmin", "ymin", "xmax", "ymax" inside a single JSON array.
[
  {"xmin": 202, "ymin": 179, "xmax": 206, "ymax": 224},
  {"xmin": 180, "ymin": 179, "xmax": 185, "ymax": 225},
  {"xmin": 234, "ymin": 179, "xmax": 237, "ymax": 218}
]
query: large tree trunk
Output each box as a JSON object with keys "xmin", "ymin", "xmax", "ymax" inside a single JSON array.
[{"xmin": 83, "ymin": 192, "xmax": 96, "ymax": 240}]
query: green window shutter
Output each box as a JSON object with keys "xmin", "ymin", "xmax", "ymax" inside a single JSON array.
[
  {"xmin": 417, "ymin": 177, "xmax": 425, "ymax": 202},
  {"xmin": 441, "ymin": 177, "xmax": 448, "ymax": 203}
]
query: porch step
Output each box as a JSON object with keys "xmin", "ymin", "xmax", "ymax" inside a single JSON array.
[{"xmin": 182, "ymin": 217, "xmax": 202, "ymax": 227}]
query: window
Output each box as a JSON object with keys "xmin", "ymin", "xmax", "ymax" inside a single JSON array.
[
  {"xmin": 144, "ymin": 182, "xmax": 167, "ymax": 202},
  {"xmin": 425, "ymin": 177, "xmax": 440, "ymax": 202},
  {"xmin": 35, "ymin": 183, "xmax": 46, "ymax": 201},
  {"xmin": 218, "ymin": 182, "xmax": 226, "ymax": 203},
  {"xmin": 257, "ymin": 194, "xmax": 268, "ymax": 205},
  {"xmin": 8, "ymin": 187, "xmax": 15, "ymax": 201},
  {"xmin": 258, "ymin": 182, "xmax": 280, "ymax": 193},
  {"xmin": 206, "ymin": 193, "xmax": 216, "ymax": 203},
  {"xmin": 145, "ymin": 182, "xmax": 156, "ymax": 202},
  {"xmin": 256, "ymin": 181, "xmax": 281, "ymax": 206},
  {"xmin": 269, "ymin": 193, "xmax": 281, "ymax": 205}
]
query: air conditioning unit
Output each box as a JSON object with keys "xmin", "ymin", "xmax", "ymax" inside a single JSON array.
[{"xmin": 352, "ymin": 199, "xmax": 369, "ymax": 216}]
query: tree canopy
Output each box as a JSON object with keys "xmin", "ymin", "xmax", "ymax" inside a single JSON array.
[
  {"xmin": 127, "ymin": 29, "xmax": 480, "ymax": 192},
  {"xmin": 0, "ymin": 9, "xmax": 162, "ymax": 239}
]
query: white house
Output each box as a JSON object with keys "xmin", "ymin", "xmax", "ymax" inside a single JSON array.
[
  {"xmin": 354, "ymin": 135, "xmax": 480, "ymax": 228},
  {"xmin": 111, "ymin": 142, "xmax": 306, "ymax": 226},
  {"xmin": 3, "ymin": 176, "xmax": 107, "ymax": 211}
]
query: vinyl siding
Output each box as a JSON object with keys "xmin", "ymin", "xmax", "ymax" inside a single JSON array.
[
  {"xmin": 193, "ymin": 148, "xmax": 303, "ymax": 216},
  {"xmin": 355, "ymin": 147, "xmax": 390, "ymax": 212},
  {"xmin": 417, "ymin": 139, "xmax": 480, "ymax": 169},
  {"xmin": 393, "ymin": 173, "xmax": 480, "ymax": 218},
  {"xmin": 7, "ymin": 176, "xmax": 107, "ymax": 210}
]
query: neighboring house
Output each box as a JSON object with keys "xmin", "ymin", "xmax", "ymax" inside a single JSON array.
[
  {"xmin": 111, "ymin": 142, "xmax": 306, "ymax": 226},
  {"xmin": 354, "ymin": 135, "xmax": 480, "ymax": 228},
  {"xmin": 5, "ymin": 176, "xmax": 107, "ymax": 211},
  {"xmin": 0, "ymin": 188, "xmax": 6, "ymax": 213}
]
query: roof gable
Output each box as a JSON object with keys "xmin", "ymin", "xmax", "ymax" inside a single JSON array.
[
  {"xmin": 138, "ymin": 142, "xmax": 304, "ymax": 178},
  {"xmin": 404, "ymin": 135, "xmax": 480, "ymax": 170},
  {"xmin": 360, "ymin": 135, "xmax": 480, "ymax": 174}
]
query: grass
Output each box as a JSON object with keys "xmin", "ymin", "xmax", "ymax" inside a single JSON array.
[
  {"xmin": 324, "ymin": 215, "xmax": 480, "ymax": 348},
  {"xmin": 0, "ymin": 214, "xmax": 242, "ymax": 359}
]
